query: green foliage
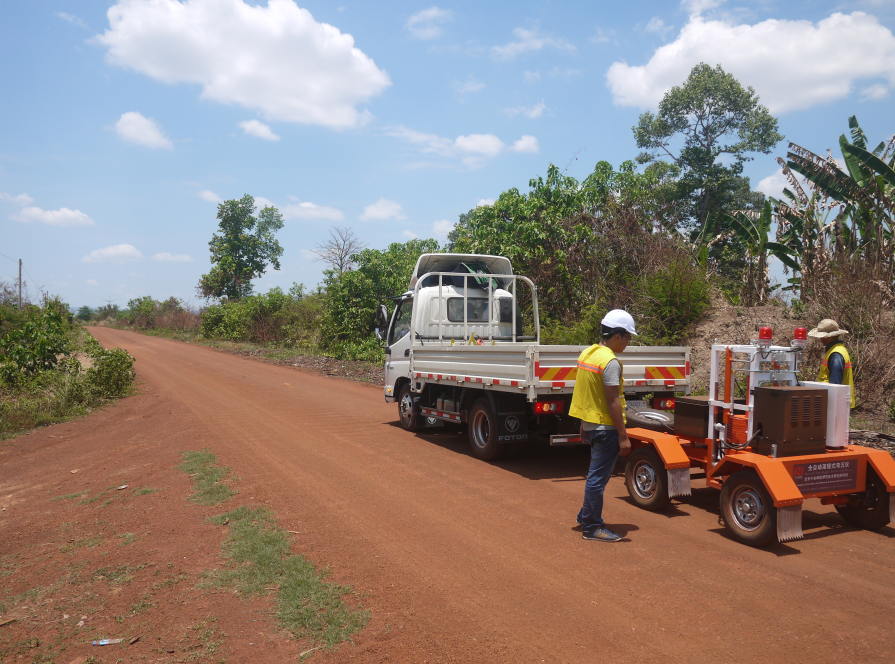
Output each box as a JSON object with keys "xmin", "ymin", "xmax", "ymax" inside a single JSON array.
[
  {"xmin": 0, "ymin": 300, "xmax": 70, "ymax": 379},
  {"xmin": 198, "ymin": 194, "xmax": 285, "ymax": 300},
  {"xmin": 75, "ymin": 305, "xmax": 93, "ymax": 321},
  {"xmin": 85, "ymin": 346, "xmax": 136, "ymax": 398}
]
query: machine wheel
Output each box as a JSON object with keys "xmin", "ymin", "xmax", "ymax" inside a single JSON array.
[
  {"xmin": 625, "ymin": 407, "xmax": 675, "ymax": 434},
  {"xmin": 720, "ymin": 469, "xmax": 777, "ymax": 547},
  {"xmin": 836, "ymin": 468, "xmax": 891, "ymax": 530},
  {"xmin": 397, "ymin": 384, "xmax": 419, "ymax": 431},
  {"xmin": 468, "ymin": 398, "xmax": 505, "ymax": 461},
  {"xmin": 624, "ymin": 447, "xmax": 671, "ymax": 511}
]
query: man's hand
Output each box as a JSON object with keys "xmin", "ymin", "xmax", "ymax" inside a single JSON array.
[{"xmin": 619, "ymin": 434, "xmax": 632, "ymax": 457}]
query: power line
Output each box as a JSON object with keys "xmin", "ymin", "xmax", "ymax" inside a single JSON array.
[{"xmin": 0, "ymin": 251, "xmax": 17, "ymax": 263}]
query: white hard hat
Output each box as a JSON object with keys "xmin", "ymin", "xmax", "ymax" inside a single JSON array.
[{"xmin": 601, "ymin": 309, "xmax": 638, "ymax": 336}]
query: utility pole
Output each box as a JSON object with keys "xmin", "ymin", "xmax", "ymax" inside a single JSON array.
[{"xmin": 18, "ymin": 259, "xmax": 22, "ymax": 309}]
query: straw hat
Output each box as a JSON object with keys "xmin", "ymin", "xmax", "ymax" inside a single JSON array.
[{"xmin": 808, "ymin": 318, "xmax": 849, "ymax": 339}]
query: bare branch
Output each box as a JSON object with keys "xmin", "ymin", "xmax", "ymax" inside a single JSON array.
[{"xmin": 312, "ymin": 227, "xmax": 366, "ymax": 275}]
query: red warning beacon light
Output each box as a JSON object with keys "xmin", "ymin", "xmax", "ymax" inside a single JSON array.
[
  {"xmin": 757, "ymin": 326, "xmax": 773, "ymax": 347},
  {"xmin": 792, "ymin": 327, "xmax": 808, "ymax": 348}
]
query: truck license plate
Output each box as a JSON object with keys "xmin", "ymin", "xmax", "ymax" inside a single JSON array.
[{"xmin": 627, "ymin": 400, "xmax": 647, "ymax": 410}]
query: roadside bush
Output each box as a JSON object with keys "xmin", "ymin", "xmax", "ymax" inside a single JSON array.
[{"xmin": 86, "ymin": 346, "xmax": 136, "ymax": 398}]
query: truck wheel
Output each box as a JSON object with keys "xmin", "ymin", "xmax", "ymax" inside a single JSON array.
[
  {"xmin": 625, "ymin": 447, "xmax": 671, "ymax": 511},
  {"xmin": 720, "ymin": 469, "xmax": 776, "ymax": 547},
  {"xmin": 397, "ymin": 384, "xmax": 419, "ymax": 431},
  {"xmin": 469, "ymin": 399, "xmax": 505, "ymax": 461},
  {"xmin": 836, "ymin": 468, "xmax": 891, "ymax": 530}
]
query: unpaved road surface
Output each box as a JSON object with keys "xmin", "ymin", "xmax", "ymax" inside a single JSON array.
[{"xmin": 3, "ymin": 328, "xmax": 894, "ymax": 663}]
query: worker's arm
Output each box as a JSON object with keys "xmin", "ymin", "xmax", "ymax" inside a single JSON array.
[
  {"xmin": 828, "ymin": 351, "xmax": 845, "ymax": 384},
  {"xmin": 604, "ymin": 389, "xmax": 631, "ymax": 456}
]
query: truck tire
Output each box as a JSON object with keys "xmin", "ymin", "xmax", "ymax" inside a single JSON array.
[
  {"xmin": 625, "ymin": 447, "xmax": 671, "ymax": 511},
  {"xmin": 468, "ymin": 398, "xmax": 505, "ymax": 461},
  {"xmin": 625, "ymin": 407, "xmax": 674, "ymax": 434},
  {"xmin": 397, "ymin": 384, "xmax": 419, "ymax": 431},
  {"xmin": 836, "ymin": 468, "xmax": 891, "ymax": 530},
  {"xmin": 720, "ymin": 469, "xmax": 777, "ymax": 547}
]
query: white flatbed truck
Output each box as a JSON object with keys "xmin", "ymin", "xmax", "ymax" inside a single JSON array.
[{"xmin": 375, "ymin": 253, "xmax": 692, "ymax": 460}]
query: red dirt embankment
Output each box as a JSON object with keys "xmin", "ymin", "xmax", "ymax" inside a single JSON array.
[{"xmin": 1, "ymin": 328, "xmax": 894, "ymax": 663}]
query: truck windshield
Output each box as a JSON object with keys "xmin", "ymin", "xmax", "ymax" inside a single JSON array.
[
  {"xmin": 447, "ymin": 297, "xmax": 490, "ymax": 322},
  {"xmin": 389, "ymin": 298, "xmax": 412, "ymax": 345}
]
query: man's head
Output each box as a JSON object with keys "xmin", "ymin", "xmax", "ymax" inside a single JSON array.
[
  {"xmin": 599, "ymin": 309, "xmax": 637, "ymax": 353},
  {"xmin": 808, "ymin": 319, "xmax": 848, "ymax": 345}
]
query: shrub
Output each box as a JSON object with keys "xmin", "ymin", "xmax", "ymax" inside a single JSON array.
[{"xmin": 86, "ymin": 347, "xmax": 136, "ymax": 398}]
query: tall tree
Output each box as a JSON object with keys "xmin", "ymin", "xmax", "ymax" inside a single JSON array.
[
  {"xmin": 197, "ymin": 195, "xmax": 284, "ymax": 301},
  {"xmin": 634, "ymin": 63, "xmax": 782, "ymax": 236},
  {"xmin": 312, "ymin": 227, "xmax": 366, "ymax": 276}
]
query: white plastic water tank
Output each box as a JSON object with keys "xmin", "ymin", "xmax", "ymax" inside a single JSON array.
[{"xmin": 800, "ymin": 381, "xmax": 851, "ymax": 448}]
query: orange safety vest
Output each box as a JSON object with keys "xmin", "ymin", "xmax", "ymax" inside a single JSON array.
[
  {"xmin": 817, "ymin": 342, "xmax": 855, "ymax": 408},
  {"xmin": 569, "ymin": 345, "xmax": 625, "ymax": 426}
]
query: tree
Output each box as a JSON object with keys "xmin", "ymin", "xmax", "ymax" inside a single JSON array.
[
  {"xmin": 312, "ymin": 227, "xmax": 366, "ymax": 275},
  {"xmin": 634, "ymin": 63, "xmax": 782, "ymax": 236},
  {"xmin": 76, "ymin": 306, "xmax": 93, "ymax": 321},
  {"xmin": 197, "ymin": 195, "xmax": 284, "ymax": 301}
]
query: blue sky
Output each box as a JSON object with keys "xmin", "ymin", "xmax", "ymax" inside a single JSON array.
[{"xmin": 2, "ymin": 0, "xmax": 894, "ymax": 309}]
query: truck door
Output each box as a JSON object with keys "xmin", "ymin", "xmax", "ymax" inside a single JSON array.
[{"xmin": 384, "ymin": 297, "xmax": 413, "ymax": 402}]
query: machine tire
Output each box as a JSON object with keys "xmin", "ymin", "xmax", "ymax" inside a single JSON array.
[
  {"xmin": 468, "ymin": 398, "xmax": 505, "ymax": 461},
  {"xmin": 836, "ymin": 468, "xmax": 891, "ymax": 530},
  {"xmin": 397, "ymin": 384, "xmax": 419, "ymax": 432},
  {"xmin": 625, "ymin": 447, "xmax": 671, "ymax": 511},
  {"xmin": 625, "ymin": 407, "xmax": 675, "ymax": 434},
  {"xmin": 720, "ymin": 469, "xmax": 777, "ymax": 547}
]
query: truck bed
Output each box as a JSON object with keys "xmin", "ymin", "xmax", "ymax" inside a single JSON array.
[{"xmin": 410, "ymin": 344, "xmax": 690, "ymax": 400}]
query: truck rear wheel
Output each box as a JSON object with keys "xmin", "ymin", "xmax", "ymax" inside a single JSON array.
[
  {"xmin": 397, "ymin": 384, "xmax": 419, "ymax": 431},
  {"xmin": 836, "ymin": 468, "xmax": 891, "ymax": 530},
  {"xmin": 720, "ymin": 469, "xmax": 777, "ymax": 547},
  {"xmin": 469, "ymin": 398, "xmax": 505, "ymax": 461},
  {"xmin": 624, "ymin": 447, "xmax": 671, "ymax": 511}
]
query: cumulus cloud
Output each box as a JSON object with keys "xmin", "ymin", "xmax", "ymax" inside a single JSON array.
[
  {"xmin": 152, "ymin": 252, "xmax": 193, "ymax": 262},
  {"xmin": 281, "ymin": 201, "xmax": 344, "ymax": 221},
  {"xmin": 645, "ymin": 17, "xmax": 673, "ymax": 37},
  {"xmin": 199, "ymin": 190, "xmax": 223, "ymax": 203},
  {"xmin": 606, "ymin": 12, "xmax": 895, "ymax": 114},
  {"xmin": 0, "ymin": 192, "xmax": 34, "ymax": 206},
  {"xmin": 238, "ymin": 120, "xmax": 281, "ymax": 141},
  {"xmin": 12, "ymin": 206, "xmax": 94, "ymax": 227},
  {"xmin": 492, "ymin": 27, "xmax": 576, "ymax": 61},
  {"xmin": 406, "ymin": 6, "xmax": 452, "ymax": 39},
  {"xmin": 432, "ymin": 220, "xmax": 453, "ymax": 238},
  {"xmin": 115, "ymin": 111, "xmax": 173, "ymax": 149},
  {"xmin": 360, "ymin": 198, "xmax": 406, "ymax": 221},
  {"xmin": 96, "ymin": 0, "xmax": 391, "ymax": 130},
  {"xmin": 476, "ymin": 198, "xmax": 495, "ymax": 207},
  {"xmin": 505, "ymin": 101, "xmax": 546, "ymax": 118},
  {"xmin": 756, "ymin": 169, "xmax": 790, "ymax": 200},
  {"xmin": 82, "ymin": 244, "xmax": 144, "ymax": 263},
  {"xmin": 402, "ymin": 229, "xmax": 418, "ymax": 239},
  {"xmin": 387, "ymin": 126, "xmax": 539, "ymax": 168},
  {"xmin": 861, "ymin": 83, "xmax": 890, "ymax": 101}
]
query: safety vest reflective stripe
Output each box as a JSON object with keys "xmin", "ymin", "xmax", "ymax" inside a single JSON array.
[{"xmin": 576, "ymin": 361, "xmax": 604, "ymax": 374}]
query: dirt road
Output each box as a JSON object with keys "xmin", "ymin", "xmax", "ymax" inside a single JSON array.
[{"xmin": 3, "ymin": 328, "xmax": 894, "ymax": 663}]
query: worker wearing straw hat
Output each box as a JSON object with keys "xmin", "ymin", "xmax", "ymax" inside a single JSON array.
[{"xmin": 808, "ymin": 319, "xmax": 855, "ymax": 408}]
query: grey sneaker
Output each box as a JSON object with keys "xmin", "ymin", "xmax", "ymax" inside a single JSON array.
[{"xmin": 582, "ymin": 527, "xmax": 622, "ymax": 542}]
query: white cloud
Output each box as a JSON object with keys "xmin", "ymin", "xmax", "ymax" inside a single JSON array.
[
  {"xmin": 456, "ymin": 78, "xmax": 486, "ymax": 95},
  {"xmin": 82, "ymin": 244, "xmax": 144, "ymax": 263},
  {"xmin": 861, "ymin": 83, "xmax": 890, "ymax": 101},
  {"xmin": 86, "ymin": 279, "xmax": 99, "ymax": 286},
  {"xmin": 476, "ymin": 198, "xmax": 495, "ymax": 207},
  {"xmin": 238, "ymin": 120, "xmax": 281, "ymax": 141},
  {"xmin": 0, "ymin": 192, "xmax": 34, "ymax": 206},
  {"xmin": 406, "ymin": 7, "xmax": 452, "ymax": 40},
  {"xmin": 12, "ymin": 206, "xmax": 94, "ymax": 227},
  {"xmin": 360, "ymin": 198, "xmax": 406, "ymax": 221},
  {"xmin": 645, "ymin": 17, "xmax": 673, "ymax": 37},
  {"xmin": 387, "ymin": 126, "xmax": 539, "ymax": 168},
  {"xmin": 606, "ymin": 12, "xmax": 895, "ymax": 114},
  {"xmin": 300, "ymin": 248, "xmax": 316, "ymax": 260},
  {"xmin": 281, "ymin": 201, "xmax": 344, "ymax": 221},
  {"xmin": 254, "ymin": 196, "xmax": 276, "ymax": 209},
  {"xmin": 756, "ymin": 169, "xmax": 790, "ymax": 200},
  {"xmin": 152, "ymin": 252, "xmax": 193, "ymax": 262},
  {"xmin": 96, "ymin": 0, "xmax": 391, "ymax": 130},
  {"xmin": 589, "ymin": 28, "xmax": 611, "ymax": 44},
  {"xmin": 681, "ymin": 0, "xmax": 724, "ymax": 14},
  {"xmin": 512, "ymin": 135, "xmax": 540, "ymax": 153},
  {"xmin": 523, "ymin": 71, "xmax": 541, "ymax": 84},
  {"xmin": 55, "ymin": 12, "xmax": 90, "ymax": 30},
  {"xmin": 199, "ymin": 190, "xmax": 223, "ymax": 203},
  {"xmin": 432, "ymin": 220, "xmax": 453, "ymax": 238},
  {"xmin": 549, "ymin": 67, "xmax": 581, "ymax": 80},
  {"xmin": 402, "ymin": 229, "xmax": 418, "ymax": 239},
  {"xmin": 115, "ymin": 111, "xmax": 173, "ymax": 149},
  {"xmin": 505, "ymin": 101, "xmax": 546, "ymax": 118},
  {"xmin": 492, "ymin": 27, "xmax": 576, "ymax": 61}
]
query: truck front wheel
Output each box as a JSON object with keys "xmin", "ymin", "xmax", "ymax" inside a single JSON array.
[
  {"xmin": 397, "ymin": 384, "xmax": 419, "ymax": 431},
  {"xmin": 720, "ymin": 469, "xmax": 777, "ymax": 547},
  {"xmin": 469, "ymin": 398, "xmax": 505, "ymax": 461}
]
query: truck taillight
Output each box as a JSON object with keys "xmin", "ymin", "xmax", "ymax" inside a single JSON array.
[
  {"xmin": 534, "ymin": 401, "xmax": 564, "ymax": 414},
  {"xmin": 651, "ymin": 397, "xmax": 675, "ymax": 410}
]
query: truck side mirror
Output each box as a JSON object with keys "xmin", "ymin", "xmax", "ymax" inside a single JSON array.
[{"xmin": 374, "ymin": 304, "xmax": 389, "ymax": 345}]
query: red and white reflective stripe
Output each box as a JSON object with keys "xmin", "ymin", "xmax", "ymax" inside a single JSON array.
[{"xmin": 420, "ymin": 407, "xmax": 461, "ymax": 422}]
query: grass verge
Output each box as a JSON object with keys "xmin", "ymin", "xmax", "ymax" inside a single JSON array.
[{"xmin": 178, "ymin": 449, "xmax": 238, "ymax": 505}]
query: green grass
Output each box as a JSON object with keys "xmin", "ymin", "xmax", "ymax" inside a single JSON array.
[
  {"xmin": 60, "ymin": 535, "xmax": 104, "ymax": 553},
  {"xmin": 50, "ymin": 490, "xmax": 89, "ymax": 502},
  {"xmin": 178, "ymin": 450, "xmax": 237, "ymax": 505},
  {"xmin": 133, "ymin": 487, "xmax": 163, "ymax": 496},
  {"xmin": 207, "ymin": 506, "xmax": 368, "ymax": 648},
  {"xmin": 117, "ymin": 532, "xmax": 136, "ymax": 547}
]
